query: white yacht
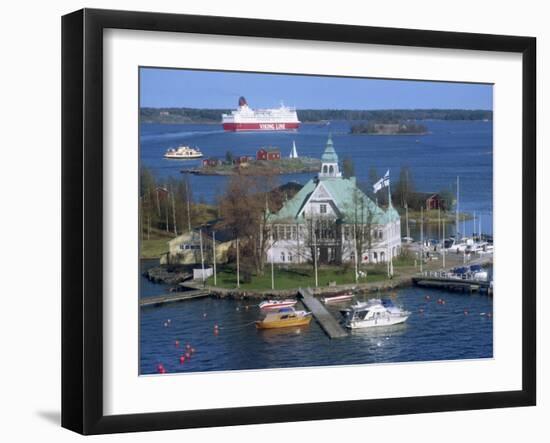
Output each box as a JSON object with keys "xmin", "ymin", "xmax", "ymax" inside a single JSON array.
[
  {"xmin": 164, "ymin": 146, "xmax": 203, "ymax": 159},
  {"xmin": 340, "ymin": 298, "xmax": 410, "ymax": 329}
]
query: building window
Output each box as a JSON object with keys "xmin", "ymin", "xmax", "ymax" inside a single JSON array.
[
  {"xmin": 280, "ymin": 252, "xmax": 285, "ymax": 262},
  {"xmin": 323, "ymin": 165, "xmax": 328, "ymax": 173},
  {"xmin": 329, "ymin": 165, "xmax": 334, "ymax": 174},
  {"xmin": 285, "ymin": 226, "xmax": 292, "ymax": 240},
  {"xmin": 288, "ymin": 252, "xmax": 293, "ymax": 262},
  {"xmin": 320, "ymin": 204, "xmax": 327, "ymax": 214}
]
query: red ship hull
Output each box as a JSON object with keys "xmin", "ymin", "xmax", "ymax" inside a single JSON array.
[{"xmin": 223, "ymin": 122, "xmax": 300, "ymax": 131}]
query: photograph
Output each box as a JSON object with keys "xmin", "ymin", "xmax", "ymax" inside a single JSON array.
[{"xmin": 139, "ymin": 68, "xmax": 494, "ymax": 375}]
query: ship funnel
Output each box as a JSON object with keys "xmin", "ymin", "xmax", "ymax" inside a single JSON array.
[{"xmin": 238, "ymin": 96, "xmax": 248, "ymax": 107}]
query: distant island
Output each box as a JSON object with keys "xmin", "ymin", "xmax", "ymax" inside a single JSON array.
[
  {"xmin": 350, "ymin": 121, "xmax": 428, "ymax": 135},
  {"xmin": 140, "ymin": 107, "xmax": 493, "ymax": 124},
  {"xmin": 181, "ymin": 157, "xmax": 321, "ymax": 176}
]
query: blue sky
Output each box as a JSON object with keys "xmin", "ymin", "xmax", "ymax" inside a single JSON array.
[{"xmin": 140, "ymin": 68, "xmax": 493, "ymax": 110}]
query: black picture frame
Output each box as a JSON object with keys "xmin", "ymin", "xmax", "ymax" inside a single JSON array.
[{"xmin": 62, "ymin": 8, "xmax": 536, "ymax": 435}]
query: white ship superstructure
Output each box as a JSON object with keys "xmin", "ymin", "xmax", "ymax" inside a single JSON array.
[{"xmin": 222, "ymin": 96, "xmax": 300, "ymax": 131}]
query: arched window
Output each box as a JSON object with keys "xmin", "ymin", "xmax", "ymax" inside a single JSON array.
[
  {"xmin": 329, "ymin": 165, "xmax": 334, "ymax": 174},
  {"xmin": 280, "ymin": 252, "xmax": 285, "ymax": 262},
  {"xmin": 288, "ymin": 252, "xmax": 293, "ymax": 262},
  {"xmin": 323, "ymin": 165, "xmax": 328, "ymax": 173}
]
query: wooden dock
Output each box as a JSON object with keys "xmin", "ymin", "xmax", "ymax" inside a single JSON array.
[
  {"xmin": 412, "ymin": 274, "xmax": 491, "ymax": 294},
  {"xmin": 140, "ymin": 289, "xmax": 210, "ymax": 307},
  {"xmin": 298, "ymin": 288, "xmax": 347, "ymax": 339}
]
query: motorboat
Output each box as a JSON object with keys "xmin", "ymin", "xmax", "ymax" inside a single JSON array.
[
  {"xmin": 443, "ymin": 237, "xmax": 469, "ymax": 252},
  {"xmin": 340, "ymin": 298, "xmax": 410, "ymax": 329},
  {"xmin": 448, "ymin": 265, "xmax": 489, "ymax": 282},
  {"xmin": 255, "ymin": 307, "xmax": 312, "ymax": 329},
  {"xmin": 258, "ymin": 299, "xmax": 297, "ymax": 311},
  {"xmin": 164, "ymin": 145, "xmax": 203, "ymax": 159},
  {"xmin": 322, "ymin": 293, "xmax": 354, "ymax": 304}
]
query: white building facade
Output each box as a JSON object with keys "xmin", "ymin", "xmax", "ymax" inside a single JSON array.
[{"xmin": 265, "ymin": 135, "xmax": 401, "ymax": 265}]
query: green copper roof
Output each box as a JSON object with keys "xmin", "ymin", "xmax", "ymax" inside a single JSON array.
[
  {"xmin": 268, "ymin": 176, "xmax": 400, "ymax": 225},
  {"xmin": 267, "ymin": 179, "xmax": 317, "ymax": 223},
  {"xmin": 321, "ymin": 134, "xmax": 339, "ymax": 163}
]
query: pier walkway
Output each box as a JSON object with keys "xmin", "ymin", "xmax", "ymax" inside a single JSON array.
[
  {"xmin": 298, "ymin": 287, "xmax": 347, "ymax": 339},
  {"xmin": 412, "ymin": 271, "xmax": 492, "ymax": 294},
  {"xmin": 140, "ymin": 289, "xmax": 210, "ymax": 307}
]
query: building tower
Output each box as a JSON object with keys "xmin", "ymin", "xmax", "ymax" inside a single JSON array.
[{"xmin": 318, "ymin": 133, "xmax": 342, "ymax": 179}]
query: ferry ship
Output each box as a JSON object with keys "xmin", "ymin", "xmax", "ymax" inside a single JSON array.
[
  {"xmin": 163, "ymin": 146, "xmax": 203, "ymax": 159},
  {"xmin": 222, "ymin": 96, "xmax": 300, "ymax": 131}
]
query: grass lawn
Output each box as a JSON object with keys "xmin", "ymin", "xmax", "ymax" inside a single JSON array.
[
  {"xmin": 140, "ymin": 229, "xmax": 174, "ymax": 259},
  {"xmin": 403, "ymin": 209, "xmax": 471, "ymax": 223},
  {"xmin": 206, "ymin": 265, "xmax": 390, "ymax": 290}
]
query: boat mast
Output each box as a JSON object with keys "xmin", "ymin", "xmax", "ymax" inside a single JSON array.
[
  {"xmin": 442, "ymin": 218, "xmax": 446, "ymax": 269},
  {"xmin": 479, "ymin": 214, "xmax": 482, "ymax": 240},
  {"xmin": 420, "ymin": 206, "xmax": 424, "ymax": 273},
  {"xmin": 455, "ymin": 176, "xmax": 459, "ymax": 239},
  {"xmin": 353, "ymin": 223, "xmax": 359, "ymax": 283}
]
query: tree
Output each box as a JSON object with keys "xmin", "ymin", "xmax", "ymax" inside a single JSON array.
[
  {"xmin": 342, "ymin": 157, "xmax": 355, "ymax": 179},
  {"xmin": 225, "ymin": 150, "xmax": 234, "ymax": 164},
  {"xmin": 218, "ymin": 172, "xmax": 280, "ymax": 275},
  {"xmin": 393, "ymin": 166, "xmax": 416, "ymax": 209},
  {"xmin": 437, "ymin": 187, "xmax": 455, "ymax": 212}
]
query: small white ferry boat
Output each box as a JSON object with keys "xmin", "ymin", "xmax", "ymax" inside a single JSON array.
[
  {"xmin": 258, "ymin": 299, "xmax": 297, "ymax": 311},
  {"xmin": 340, "ymin": 298, "xmax": 410, "ymax": 329},
  {"xmin": 164, "ymin": 146, "xmax": 203, "ymax": 159}
]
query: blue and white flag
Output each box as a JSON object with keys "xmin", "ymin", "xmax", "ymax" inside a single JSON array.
[{"xmin": 373, "ymin": 170, "xmax": 390, "ymax": 193}]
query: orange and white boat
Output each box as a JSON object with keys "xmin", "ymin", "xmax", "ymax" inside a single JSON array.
[{"xmin": 255, "ymin": 307, "xmax": 312, "ymax": 329}]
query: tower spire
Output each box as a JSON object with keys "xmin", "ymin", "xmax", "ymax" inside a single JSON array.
[{"xmin": 319, "ymin": 134, "xmax": 341, "ymax": 179}]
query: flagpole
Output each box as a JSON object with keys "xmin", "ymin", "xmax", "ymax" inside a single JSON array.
[
  {"xmin": 271, "ymin": 241, "xmax": 274, "ymax": 290},
  {"xmin": 199, "ymin": 229, "xmax": 205, "ymax": 286},
  {"xmin": 236, "ymin": 237, "xmax": 240, "ymax": 288},
  {"xmin": 213, "ymin": 231, "xmax": 217, "ymax": 286}
]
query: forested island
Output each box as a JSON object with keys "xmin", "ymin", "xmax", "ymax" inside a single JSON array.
[
  {"xmin": 182, "ymin": 157, "xmax": 321, "ymax": 176},
  {"xmin": 140, "ymin": 107, "xmax": 493, "ymax": 124},
  {"xmin": 350, "ymin": 121, "xmax": 428, "ymax": 135}
]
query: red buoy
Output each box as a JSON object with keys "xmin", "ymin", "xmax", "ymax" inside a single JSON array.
[
  {"xmin": 185, "ymin": 352, "xmax": 191, "ymax": 358},
  {"xmin": 214, "ymin": 329, "xmax": 219, "ymax": 336},
  {"xmin": 157, "ymin": 364, "xmax": 166, "ymax": 374},
  {"xmin": 179, "ymin": 355, "xmax": 186, "ymax": 364}
]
